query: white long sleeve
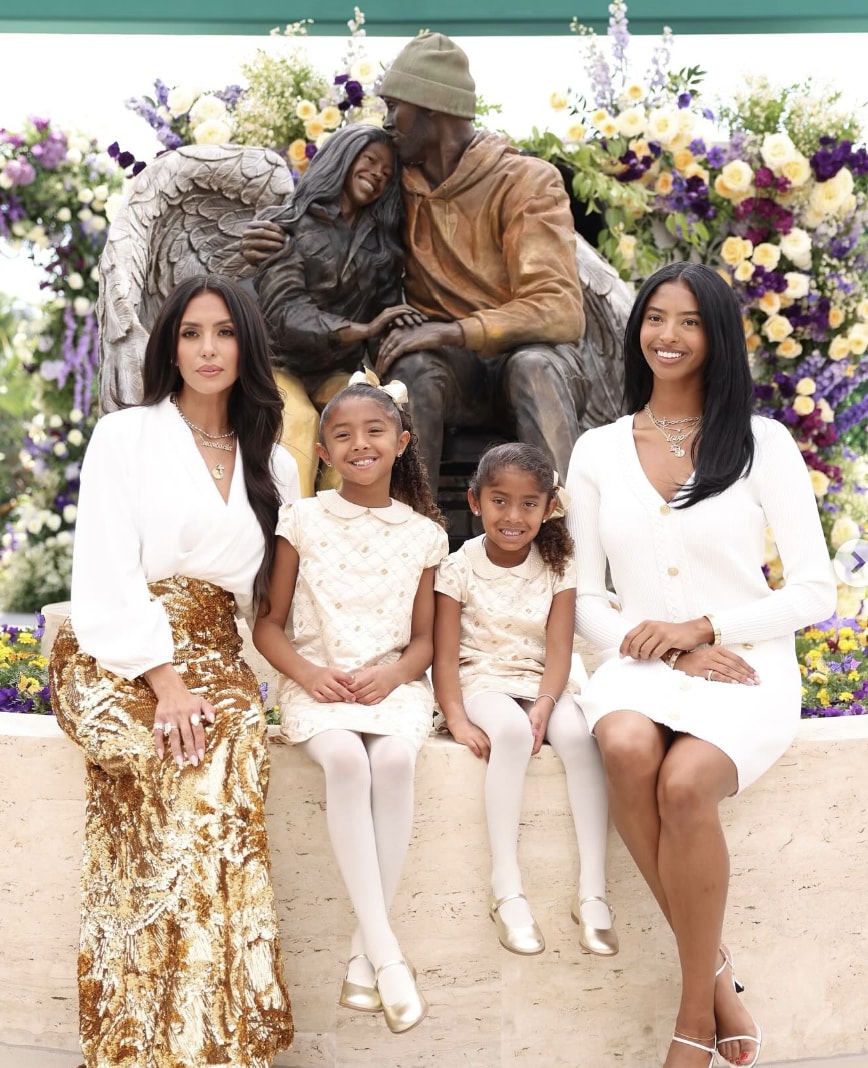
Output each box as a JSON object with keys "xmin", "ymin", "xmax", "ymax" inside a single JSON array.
[
  {"xmin": 565, "ymin": 414, "xmax": 836, "ymax": 653},
  {"xmin": 70, "ymin": 398, "xmax": 299, "ymax": 678}
]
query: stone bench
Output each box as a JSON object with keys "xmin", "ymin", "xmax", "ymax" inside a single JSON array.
[{"xmin": 1, "ymin": 608, "xmax": 866, "ymax": 1066}]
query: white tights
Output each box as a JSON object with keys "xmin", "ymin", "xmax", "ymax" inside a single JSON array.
[
  {"xmin": 464, "ymin": 692, "xmax": 610, "ymax": 926},
  {"xmin": 302, "ymin": 729, "xmax": 417, "ymax": 998}
]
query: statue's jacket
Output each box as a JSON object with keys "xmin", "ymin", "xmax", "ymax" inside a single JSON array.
[
  {"xmin": 400, "ymin": 130, "xmax": 586, "ymax": 357},
  {"xmin": 255, "ymin": 202, "xmax": 402, "ymax": 384}
]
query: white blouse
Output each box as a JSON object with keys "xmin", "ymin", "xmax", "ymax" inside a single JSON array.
[{"xmin": 70, "ymin": 396, "xmax": 300, "ymax": 679}]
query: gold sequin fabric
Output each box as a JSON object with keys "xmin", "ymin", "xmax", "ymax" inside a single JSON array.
[{"xmin": 49, "ymin": 576, "xmax": 294, "ymax": 1068}]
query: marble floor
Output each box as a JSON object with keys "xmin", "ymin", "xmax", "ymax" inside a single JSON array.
[{"xmin": 2, "ymin": 1046, "xmax": 867, "ymax": 1068}]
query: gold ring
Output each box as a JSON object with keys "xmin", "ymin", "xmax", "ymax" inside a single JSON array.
[
  {"xmin": 707, "ymin": 669, "xmax": 714, "ymax": 682},
  {"xmin": 190, "ymin": 714, "xmax": 201, "ymax": 727}
]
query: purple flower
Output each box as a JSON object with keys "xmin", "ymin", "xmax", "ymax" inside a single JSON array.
[
  {"xmin": 156, "ymin": 127, "xmax": 183, "ymax": 150},
  {"xmin": 334, "ymin": 73, "xmax": 349, "ymax": 85},
  {"xmin": 677, "ymin": 92, "xmax": 692, "ymax": 109},
  {"xmin": 4, "ymin": 157, "xmax": 36, "ymax": 186},
  {"xmin": 304, "ymin": 142, "xmax": 318, "ymax": 160},
  {"xmin": 702, "ymin": 107, "xmax": 716, "ymax": 122},
  {"xmin": 153, "ymin": 79, "xmax": 170, "ymax": 107},
  {"xmin": 707, "ymin": 145, "xmax": 725, "ymax": 168},
  {"xmin": 216, "ymin": 84, "xmax": 244, "ymax": 109},
  {"xmin": 753, "ymin": 167, "xmax": 774, "ymax": 189},
  {"xmin": 689, "ymin": 138, "xmax": 707, "ymax": 156},
  {"xmin": 31, "ymin": 130, "xmax": 67, "ymax": 169}
]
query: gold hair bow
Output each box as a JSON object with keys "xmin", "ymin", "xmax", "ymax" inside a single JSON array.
[
  {"xmin": 550, "ymin": 470, "xmax": 571, "ymax": 519},
  {"xmin": 348, "ymin": 367, "xmax": 409, "ymax": 410}
]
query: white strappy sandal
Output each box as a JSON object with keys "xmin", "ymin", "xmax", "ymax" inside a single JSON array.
[
  {"xmin": 715, "ymin": 947, "xmax": 763, "ymax": 1067},
  {"xmin": 672, "ymin": 1032, "xmax": 716, "ymax": 1067}
]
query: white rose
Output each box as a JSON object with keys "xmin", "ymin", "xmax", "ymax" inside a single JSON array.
[
  {"xmin": 52, "ymin": 443, "xmax": 67, "ymax": 458},
  {"xmin": 784, "ymin": 272, "xmax": 810, "ymax": 300},
  {"xmin": 167, "ymin": 85, "xmax": 197, "ymax": 117},
  {"xmin": 779, "ymin": 228, "xmax": 812, "ymax": 269},
  {"xmin": 68, "ymin": 428, "xmax": 84, "ymax": 446},
  {"xmin": 49, "ymin": 414, "xmax": 63, "ymax": 428},
  {"xmin": 721, "ymin": 159, "xmax": 754, "ymax": 193},
  {"xmin": 615, "ymin": 106, "xmax": 646, "ymax": 138},
  {"xmin": 67, "ymin": 272, "xmax": 85, "ymax": 291},
  {"xmin": 56, "ymin": 531, "xmax": 74, "ymax": 548},
  {"xmin": 69, "ymin": 408, "xmax": 83, "ymax": 423},
  {"xmin": 0, "ymin": 173, "xmax": 13, "ymax": 190},
  {"xmin": 189, "ymin": 94, "xmax": 228, "ymax": 125},
  {"xmin": 809, "ymin": 167, "xmax": 854, "ymax": 216},
  {"xmin": 78, "ymin": 188, "xmax": 94, "ymax": 204},
  {"xmin": 73, "ymin": 297, "xmax": 92, "ymax": 316},
  {"xmin": 57, "ymin": 207, "xmax": 72, "ymax": 223},
  {"xmin": 646, "ymin": 106, "xmax": 681, "ymax": 148},
  {"xmin": 62, "ymin": 504, "xmax": 78, "ymax": 525},
  {"xmin": 831, "ymin": 516, "xmax": 861, "ymax": 551},
  {"xmin": 760, "ymin": 132, "xmax": 797, "ymax": 171},
  {"xmin": 65, "ymin": 148, "xmax": 82, "ymax": 165},
  {"xmin": 192, "ymin": 119, "xmax": 232, "ymax": 146}
]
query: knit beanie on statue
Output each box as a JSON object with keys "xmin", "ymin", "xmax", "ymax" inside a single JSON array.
[{"xmin": 378, "ymin": 32, "xmax": 476, "ymax": 119}]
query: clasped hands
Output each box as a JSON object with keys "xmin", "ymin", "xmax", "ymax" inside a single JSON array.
[
  {"xmin": 151, "ymin": 683, "xmax": 216, "ymax": 767},
  {"xmin": 301, "ymin": 663, "xmax": 400, "ymax": 705},
  {"xmin": 620, "ymin": 618, "xmax": 760, "ymax": 686}
]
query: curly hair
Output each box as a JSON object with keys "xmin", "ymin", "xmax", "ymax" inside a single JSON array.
[
  {"xmin": 137, "ymin": 274, "xmax": 284, "ymax": 608},
  {"xmin": 469, "ymin": 442, "xmax": 574, "ymax": 576},
  {"xmin": 318, "ymin": 382, "xmax": 445, "ymax": 526}
]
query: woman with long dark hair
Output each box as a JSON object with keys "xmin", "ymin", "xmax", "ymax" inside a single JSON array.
[
  {"xmin": 50, "ymin": 274, "xmax": 298, "ymax": 1067},
  {"xmin": 255, "ymin": 122, "xmax": 421, "ymax": 496},
  {"xmin": 565, "ymin": 263, "xmax": 835, "ymax": 1068}
]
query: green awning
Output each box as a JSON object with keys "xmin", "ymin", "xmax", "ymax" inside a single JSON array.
[{"xmin": 2, "ymin": 0, "xmax": 867, "ymax": 35}]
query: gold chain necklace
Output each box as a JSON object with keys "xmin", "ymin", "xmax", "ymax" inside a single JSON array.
[
  {"xmin": 171, "ymin": 395, "xmax": 236, "ymax": 480},
  {"xmin": 644, "ymin": 404, "xmax": 701, "ymax": 458}
]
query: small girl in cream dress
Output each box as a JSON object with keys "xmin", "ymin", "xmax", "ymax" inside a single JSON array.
[
  {"xmin": 254, "ymin": 373, "xmax": 448, "ymax": 1035},
  {"xmin": 433, "ymin": 443, "xmax": 616, "ymax": 958}
]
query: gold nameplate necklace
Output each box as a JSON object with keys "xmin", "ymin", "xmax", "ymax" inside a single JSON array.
[
  {"xmin": 171, "ymin": 394, "xmax": 236, "ymax": 479},
  {"xmin": 644, "ymin": 404, "xmax": 702, "ymax": 458}
]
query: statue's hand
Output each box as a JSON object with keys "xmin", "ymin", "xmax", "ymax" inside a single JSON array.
[
  {"xmin": 241, "ymin": 219, "xmax": 287, "ymax": 266},
  {"xmin": 376, "ymin": 320, "xmax": 464, "ymax": 375},
  {"xmin": 368, "ymin": 304, "xmax": 426, "ymax": 337}
]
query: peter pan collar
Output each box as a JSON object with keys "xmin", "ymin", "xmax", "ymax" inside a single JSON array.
[
  {"xmin": 318, "ymin": 488, "xmax": 413, "ymax": 524},
  {"xmin": 463, "ymin": 534, "xmax": 546, "ymax": 580}
]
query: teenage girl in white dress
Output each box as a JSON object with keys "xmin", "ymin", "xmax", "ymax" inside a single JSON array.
[
  {"xmin": 253, "ymin": 372, "xmax": 448, "ymax": 1035},
  {"xmin": 565, "ymin": 263, "xmax": 836, "ymax": 1068},
  {"xmin": 433, "ymin": 442, "xmax": 616, "ymax": 958}
]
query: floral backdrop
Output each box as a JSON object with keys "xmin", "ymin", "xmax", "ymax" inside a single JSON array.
[{"xmin": 0, "ymin": 3, "xmax": 866, "ymax": 715}]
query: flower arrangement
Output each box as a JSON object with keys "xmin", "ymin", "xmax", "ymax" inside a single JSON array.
[
  {"xmin": 0, "ymin": 118, "xmax": 120, "ymax": 610},
  {"xmin": 797, "ymin": 616, "xmax": 868, "ymax": 716},
  {"xmin": 125, "ymin": 78, "xmax": 242, "ymax": 153},
  {"xmin": 0, "ymin": 617, "xmax": 51, "ymax": 714}
]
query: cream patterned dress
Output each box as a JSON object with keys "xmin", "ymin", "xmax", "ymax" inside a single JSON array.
[
  {"xmin": 277, "ymin": 490, "xmax": 449, "ymax": 748},
  {"xmin": 435, "ymin": 535, "xmax": 578, "ymax": 700}
]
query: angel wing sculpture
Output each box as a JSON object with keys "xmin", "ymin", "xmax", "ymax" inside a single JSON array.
[
  {"xmin": 97, "ymin": 143, "xmax": 294, "ymax": 411},
  {"xmin": 573, "ymin": 234, "xmax": 633, "ymax": 431}
]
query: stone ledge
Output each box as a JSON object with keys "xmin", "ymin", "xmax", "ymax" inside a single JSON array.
[{"xmin": 2, "ymin": 710, "xmax": 867, "ymax": 1066}]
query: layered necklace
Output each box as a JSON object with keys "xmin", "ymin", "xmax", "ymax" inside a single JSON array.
[
  {"xmin": 171, "ymin": 394, "xmax": 236, "ymax": 480},
  {"xmin": 644, "ymin": 403, "xmax": 702, "ymax": 458}
]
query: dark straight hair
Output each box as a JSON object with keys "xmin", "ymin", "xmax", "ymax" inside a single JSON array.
[
  {"xmin": 623, "ymin": 262, "xmax": 755, "ymax": 508},
  {"xmin": 139, "ymin": 274, "xmax": 284, "ymax": 606}
]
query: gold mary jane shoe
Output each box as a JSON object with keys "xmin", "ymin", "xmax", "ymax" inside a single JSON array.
[
  {"xmin": 339, "ymin": 954, "xmax": 382, "ymax": 1013},
  {"xmin": 489, "ymin": 892, "xmax": 545, "ymax": 955},
  {"xmin": 375, "ymin": 959, "xmax": 428, "ymax": 1034},
  {"xmin": 570, "ymin": 895, "xmax": 619, "ymax": 956}
]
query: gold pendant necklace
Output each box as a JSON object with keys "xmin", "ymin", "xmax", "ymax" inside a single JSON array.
[
  {"xmin": 644, "ymin": 404, "xmax": 701, "ymax": 458},
  {"xmin": 211, "ymin": 463, "xmax": 225, "ymax": 480}
]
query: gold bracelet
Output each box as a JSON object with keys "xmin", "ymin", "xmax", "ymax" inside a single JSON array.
[
  {"xmin": 705, "ymin": 613, "xmax": 722, "ymax": 646},
  {"xmin": 534, "ymin": 693, "xmax": 557, "ymax": 708},
  {"xmin": 666, "ymin": 649, "xmax": 685, "ymax": 670}
]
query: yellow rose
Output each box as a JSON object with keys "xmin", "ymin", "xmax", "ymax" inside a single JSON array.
[
  {"xmin": 305, "ymin": 120, "xmax": 325, "ymax": 140},
  {"xmin": 831, "ymin": 516, "xmax": 861, "ymax": 551},
  {"xmin": 809, "ymin": 469, "xmax": 831, "ymax": 497},
  {"xmin": 746, "ymin": 333, "xmax": 762, "ymax": 353},
  {"xmin": 721, "ymin": 159, "xmax": 754, "ymax": 193},
  {"xmin": 600, "ymin": 118, "xmax": 619, "ymax": 139},
  {"xmin": 713, "ymin": 175, "xmax": 735, "ymax": 200},
  {"xmin": 320, "ymin": 105, "xmax": 342, "ymax": 130},
  {"xmin": 295, "ymin": 100, "xmax": 317, "ymax": 121},
  {"xmin": 781, "ymin": 155, "xmax": 811, "ymax": 187},
  {"xmin": 618, "ymin": 234, "xmax": 637, "ymax": 263},
  {"xmin": 734, "ymin": 261, "xmax": 755, "ymax": 282},
  {"xmin": 809, "ymin": 167, "xmax": 854, "ymax": 215},
  {"xmin": 629, "ymin": 138, "xmax": 651, "ymax": 158},
  {"xmin": 550, "ymin": 92, "xmax": 569, "ymax": 111},
  {"xmin": 776, "ymin": 338, "xmax": 803, "ymax": 359},
  {"xmin": 758, "ymin": 291, "xmax": 781, "ymax": 316},
  {"xmin": 828, "ymin": 335, "xmax": 852, "ymax": 361},
  {"xmin": 684, "ymin": 162, "xmax": 709, "ymax": 183},
  {"xmin": 655, "ymin": 172, "xmax": 674, "ymax": 196},
  {"xmin": 792, "ymin": 395, "xmax": 815, "ymax": 416},
  {"xmin": 590, "ymin": 108, "xmax": 611, "ymax": 127},
  {"xmin": 673, "ymin": 148, "xmax": 694, "ymax": 172},
  {"xmin": 828, "ymin": 307, "xmax": 845, "ymax": 329},
  {"xmin": 763, "ymin": 314, "xmax": 794, "ymax": 342},
  {"xmin": 615, "ymin": 106, "xmax": 646, "ymax": 138},
  {"xmin": 624, "ymin": 83, "xmax": 646, "ymax": 102},
  {"xmin": 720, "ymin": 236, "xmax": 752, "ymax": 266},
  {"xmin": 857, "ymin": 299, "xmax": 868, "ymax": 321},
  {"xmin": 288, "ymin": 139, "xmax": 308, "ymax": 164},
  {"xmin": 752, "ymin": 242, "xmax": 782, "ymax": 270},
  {"xmin": 795, "ymin": 377, "xmax": 816, "ymax": 396},
  {"xmin": 816, "ymin": 398, "xmax": 835, "ymax": 423},
  {"xmin": 848, "ymin": 323, "xmax": 868, "ymax": 355},
  {"xmin": 564, "ymin": 122, "xmax": 587, "ymax": 144}
]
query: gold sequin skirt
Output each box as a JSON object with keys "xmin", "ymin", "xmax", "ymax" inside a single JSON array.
[{"xmin": 49, "ymin": 576, "xmax": 294, "ymax": 1068}]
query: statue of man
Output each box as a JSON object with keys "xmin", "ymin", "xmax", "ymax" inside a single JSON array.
[{"xmin": 374, "ymin": 32, "xmax": 588, "ymax": 491}]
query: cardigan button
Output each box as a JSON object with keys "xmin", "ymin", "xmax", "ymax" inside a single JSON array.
[
  {"xmin": 660, "ymin": 504, "xmax": 671, "ymax": 515},
  {"xmin": 667, "ymin": 566, "xmax": 679, "ymax": 576}
]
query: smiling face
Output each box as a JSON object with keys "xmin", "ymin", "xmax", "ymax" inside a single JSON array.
[
  {"xmin": 175, "ymin": 291, "xmax": 239, "ymax": 399},
  {"xmin": 638, "ymin": 279, "xmax": 708, "ymax": 387},
  {"xmin": 316, "ymin": 394, "xmax": 410, "ymax": 505},
  {"xmin": 469, "ymin": 465, "xmax": 556, "ymax": 567},
  {"xmin": 340, "ymin": 140, "xmax": 395, "ymax": 219}
]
